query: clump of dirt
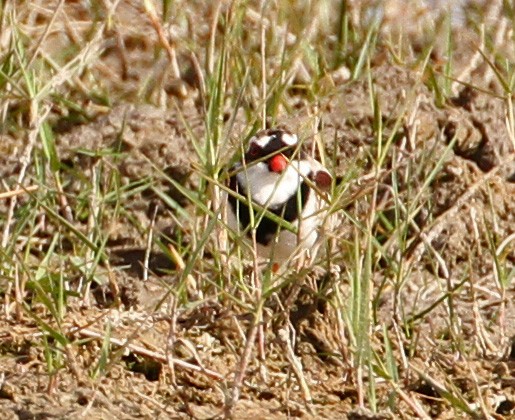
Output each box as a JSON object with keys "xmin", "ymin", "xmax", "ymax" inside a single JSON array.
[
  {"xmin": 443, "ymin": 86, "xmax": 515, "ymax": 174},
  {"xmin": 57, "ymin": 103, "xmax": 200, "ymax": 198}
]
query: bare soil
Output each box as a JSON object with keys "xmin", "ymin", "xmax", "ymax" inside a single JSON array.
[{"xmin": 0, "ymin": 1, "xmax": 514, "ymax": 419}]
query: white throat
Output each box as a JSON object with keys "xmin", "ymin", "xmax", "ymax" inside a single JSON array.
[{"xmin": 235, "ymin": 160, "xmax": 312, "ymax": 208}]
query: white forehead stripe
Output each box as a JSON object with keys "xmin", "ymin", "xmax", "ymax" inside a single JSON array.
[
  {"xmin": 281, "ymin": 133, "xmax": 297, "ymax": 145},
  {"xmin": 252, "ymin": 135, "xmax": 273, "ymax": 147},
  {"xmin": 250, "ymin": 132, "xmax": 298, "ymax": 148}
]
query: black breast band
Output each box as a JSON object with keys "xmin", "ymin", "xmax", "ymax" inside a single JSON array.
[{"xmin": 228, "ymin": 175, "xmax": 311, "ymax": 245}]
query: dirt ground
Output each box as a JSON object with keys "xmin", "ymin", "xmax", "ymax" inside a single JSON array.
[{"xmin": 0, "ymin": 1, "xmax": 514, "ymax": 419}]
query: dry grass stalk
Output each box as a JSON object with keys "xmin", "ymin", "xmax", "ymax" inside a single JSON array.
[{"xmin": 142, "ymin": 0, "xmax": 180, "ymax": 79}]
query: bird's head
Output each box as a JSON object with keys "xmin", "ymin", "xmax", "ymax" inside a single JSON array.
[{"xmin": 245, "ymin": 129, "xmax": 298, "ymax": 174}]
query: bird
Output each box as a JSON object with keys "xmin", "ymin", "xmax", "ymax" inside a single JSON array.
[{"xmin": 225, "ymin": 128, "xmax": 332, "ymax": 270}]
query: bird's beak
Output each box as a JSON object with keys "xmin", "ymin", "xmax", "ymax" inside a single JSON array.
[{"xmin": 268, "ymin": 154, "xmax": 288, "ymax": 173}]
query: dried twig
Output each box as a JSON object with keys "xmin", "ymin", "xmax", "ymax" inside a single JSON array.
[
  {"xmin": 394, "ymin": 386, "xmax": 431, "ymax": 419},
  {"xmin": 75, "ymin": 327, "xmax": 224, "ymax": 381},
  {"xmin": 166, "ymin": 294, "xmax": 178, "ymax": 387},
  {"xmin": 277, "ymin": 327, "xmax": 315, "ymax": 415},
  {"xmin": 143, "ymin": 205, "xmax": 158, "ymax": 282},
  {"xmin": 0, "ymin": 185, "xmax": 39, "ymax": 200},
  {"xmin": 225, "ymin": 314, "xmax": 260, "ymax": 417},
  {"xmin": 168, "ymin": 243, "xmax": 202, "ymax": 299}
]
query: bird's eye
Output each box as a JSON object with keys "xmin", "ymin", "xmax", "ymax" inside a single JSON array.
[{"xmin": 247, "ymin": 143, "xmax": 261, "ymax": 158}]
